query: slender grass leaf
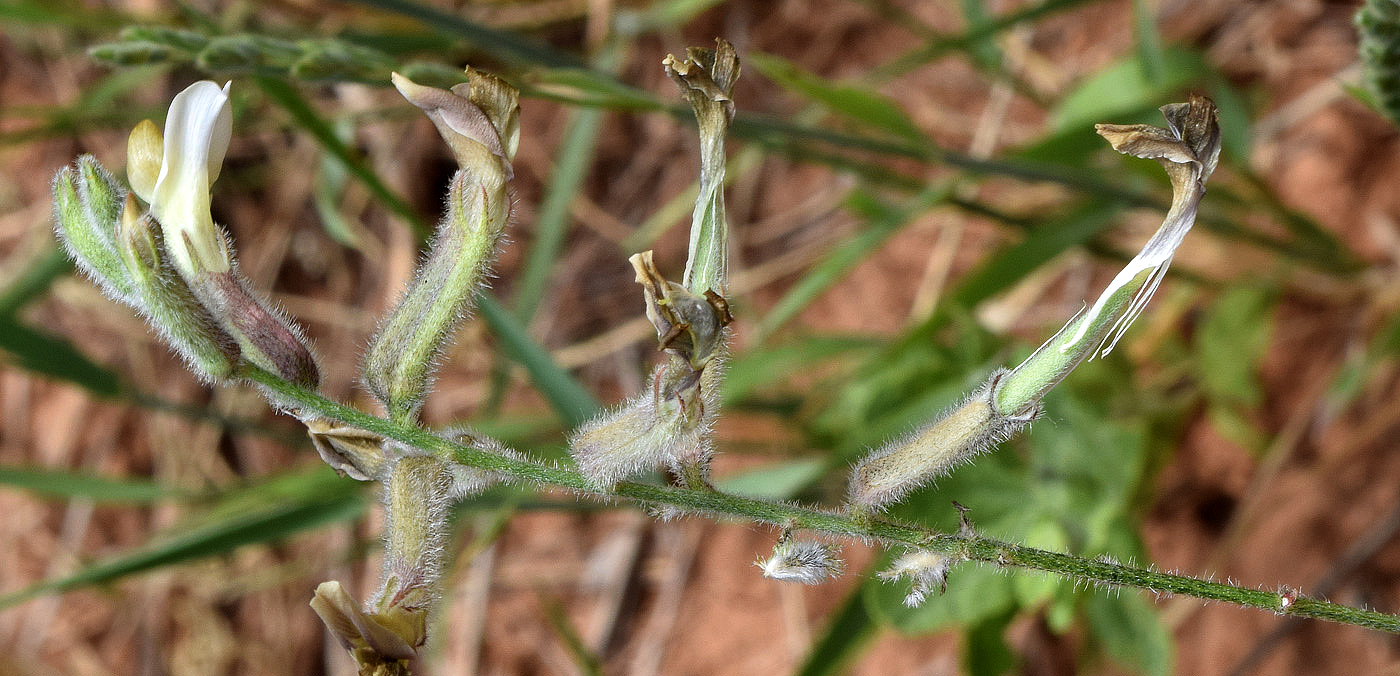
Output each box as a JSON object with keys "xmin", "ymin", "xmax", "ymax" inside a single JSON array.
[
  {"xmin": 0, "ymin": 465, "xmax": 179, "ymax": 503},
  {"xmin": 512, "ymin": 104, "xmax": 605, "ymax": 321},
  {"xmin": 477, "ymin": 294, "xmax": 600, "ymax": 427},
  {"xmin": 757, "ymin": 185, "xmax": 949, "ymax": 340},
  {"xmin": 253, "ymin": 76, "xmax": 429, "ymax": 239},
  {"xmin": 0, "ymin": 480, "xmax": 364, "ymax": 608},
  {"xmin": 0, "ymin": 248, "xmax": 70, "ymax": 317},
  {"xmin": 947, "ymin": 198, "xmax": 1123, "ymax": 310},
  {"xmin": 346, "ymin": 0, "xmax": 587, "ymax": 69},
  {"xmin": 0, "ymin": 316, "xmax": 122, "ymax": 398},
  {"xmin": 747, "ymin": 52, "xmax": 926, "ymax": 142}
]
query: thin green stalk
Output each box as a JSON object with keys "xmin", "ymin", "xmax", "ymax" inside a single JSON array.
[{"xmin": 242, "ymin": 364, "xmax": 1400, "ymax": 634}]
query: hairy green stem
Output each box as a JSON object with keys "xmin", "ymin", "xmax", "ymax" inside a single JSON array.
[{"xmin": 243, "ymin": 365, "xmax": 1400, "ymax": 634}]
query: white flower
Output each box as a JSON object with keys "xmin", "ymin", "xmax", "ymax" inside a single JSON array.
[{"xmin": 128, "ymin": 80, "xmax": 233, "ymax": 277}]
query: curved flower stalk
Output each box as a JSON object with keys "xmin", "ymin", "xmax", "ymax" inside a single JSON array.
[{"xmin": 849, "ymin": 96, "xmax": 1221, "ymax": 514}]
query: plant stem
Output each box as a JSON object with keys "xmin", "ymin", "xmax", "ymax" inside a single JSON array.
[{"xmin": 245, "ymin": 365, "xmax": 1400, "ymax": 634}]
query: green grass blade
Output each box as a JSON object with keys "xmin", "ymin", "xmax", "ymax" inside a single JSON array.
[
  {"xmin": 946, "ymin": 198, "xmax": 1123, "ymax": 309},
  {"xmin": 793, "ymin": 576, "xmax": 880, "ymax": 676},
  {"xmin": 757, "ymin": 185, "xmax": 949, "ymax": 341},
  {"xmin": 0, "ymin": 248, "xmax": 71, "ymax": 317},
  {"xmin": 747, "ymin": 52, "xmax": 926, "ymax": 142},
  {"xmin": 0, "ymin": 465, "xmax": 180, "ymax": 503},
  {"xmin": 477, "ymin": 294, "xmax": 600, "ymax": 427},
  {"xmin": 346, "ymin": 0, "xmax": 587, "ymax": 69},
  {"xmin": 253, "ymin": 76, "xmax": 430, "ymax": 239},
  {"xmin": 512, "ymin": 105, "xmax": 605, "ymax": 320},
  {"xmin": 0, "ymin": 316, "xmax": 123, "ymax": 398},
  {"xmin": 0, "ymin": 476, "xmax": 364, "ymax": 608}
]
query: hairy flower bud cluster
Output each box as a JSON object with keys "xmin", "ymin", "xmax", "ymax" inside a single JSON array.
[
  {"xmin": 878, "ymin": 549, "xmax": 959, "ymax": 607},
  {"xmin": 757, "ymin": 535, "xmax": 844, "ymax": 585},
  {"xmin": 53, "ymin": 82, "xmax": 319, "ymax": 389},
  {"xmin": 361, "ymin": 69, "xmax": 518, "ymax": 422}
]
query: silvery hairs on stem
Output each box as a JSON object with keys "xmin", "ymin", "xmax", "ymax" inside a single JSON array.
[{"xmin": 849, "ymin": 96, "xmax": 1221, "ymax": 512}]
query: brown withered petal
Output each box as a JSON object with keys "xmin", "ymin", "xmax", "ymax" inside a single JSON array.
[
  {"xmin": 630, "ymin": 250, "xmax": 730, "ymax": 369},
  {"xmin": 1161, "ymin": 94, "xmax": 1221, "ymax": 181},
  {"xmin": 1092, "ymin": 123, "xmax": 1196, "ymax": 166}
]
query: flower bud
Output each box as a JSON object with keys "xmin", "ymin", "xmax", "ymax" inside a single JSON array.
[
  {"xmin": 362, "ymin": 167, "xmax": 510, "ymax": 421},
  {"xmin": 126, "ymin": 119, "xmax": 163, "ymax": 205},
  {"xmin": 757, "ymin": 537, "xmax": 843, "ymax": 585},
  {"xmin": 51, "ymin": 157, "xmax": 139, "ymax": 306},
  {"xmin": 568, "ymin": 360, "xmax": 717, "ymax": 487},
  {"xmin": 390, "ymin": 70, "xmax": 517, "ymax": 180},
  {"xmin": 848, "ymin": 370, "xmax": 1034, "ymax": 510},
  {"xmin": 116, "ymin": 194, "xmax": 239, "ymax": 382},
  {"xmin": 192, "ymin": 268, "xmax": 320, "ymax": 387},
  {"xmin": 310, "ymin": 580, "xmax": 418, "ymax": 669},
  {"xmin": 878, "ymin": 549, "xmax": 958, "ymax": 607},
  {"xmin": 194, "ymin": 34, "xmax": 300, "ymax": 74}
]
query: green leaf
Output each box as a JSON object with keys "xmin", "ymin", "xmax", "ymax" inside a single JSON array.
[
  {"xmin": 747, "ymin": 52, "xmax": 926, "ymax": 142},
  {"xmin": 715, "ymin": 459, "xmax": 826, "ymax": 500},
  {"xmin": 1051, "ymin": 47, "xmax": 1210, "ymax": 134},
  {"xmin": 965, "ymin": 610, "xmax": 1017, "ymax": 676},
  {"xmin": 757, "ymin": 185, "xmax": 949, "ymax": 340},
  {"xmin": 721, "ymin": 334, "xmax": 878, "ymax": 404},
  {"xmin": 0, "ymin": 465, "xmax": 178, "ymax": 503},
  {"xmin": 947, "ymin": 198, "xmax": 1123, "ymax": 310},
  {"xmin": 794, "ymin": 578, "xmax": 879, "ymax": 676},
  {"xmin": 253, "ymin": 76, "xmax": 429, "ymax": 239},
  {"xmin": 476, "ymin": 294, "xmax": 600, "ymax": 428},
  {"xmin": 1194, "ymin": 285, "xmax": 1275, "ymax": 406},
  {"xmin": 1084, "ymin": 592, "xmax": 1173, "ymax": 676},
  {"xmin": 0, "ymin": 316, "xmax": 122, "ymax": 398},
  {"xmin": 0, "ymin": 471, "xmax": 364, "ymax": 608}
]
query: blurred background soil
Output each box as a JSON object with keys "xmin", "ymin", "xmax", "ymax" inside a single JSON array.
[{"xmin": 4, "ymin": 0, "xmax": 1400, "ymax": 674}]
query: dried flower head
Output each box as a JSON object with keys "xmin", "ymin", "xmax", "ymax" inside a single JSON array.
[{"xmin": 757, "ymin": 537, "xmax": 844, "ymax": 585}]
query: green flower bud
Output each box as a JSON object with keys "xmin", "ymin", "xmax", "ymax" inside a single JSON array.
[
  {"xmin": 363, "ymin": 70, "xmax": 518, "ymax": 422},
  {"xmin": 51, "ymin": 157, "xmax": 139, "ymax": 306},
  {"xmin": 116, "ymin": 194, "xmax": 239, "ymax": 382},
  {"xmin": 568, "ymin": 359, "xmax": 719, "ymax": 487},
  {"xmin": 362, "ymin": 169, "xmax": 510, "ymax": 421},
  {"xmin": 848, "ymin": 371, "xmax": 1034, "ymax": 510},
  {"xmin": 191, "ymin": 268, "xmax": 320, "ymax": 387}
]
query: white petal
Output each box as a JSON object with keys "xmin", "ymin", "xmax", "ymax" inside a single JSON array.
[{"xmin": 153, "ymin": 81, "xmax": 232, "ymax": 275}]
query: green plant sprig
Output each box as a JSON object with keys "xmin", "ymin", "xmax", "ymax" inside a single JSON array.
[{"xmin": 242, "ymin": 363, "xmax": 1400, "ymax": 634}]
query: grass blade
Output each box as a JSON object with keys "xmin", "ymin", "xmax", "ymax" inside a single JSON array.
[{"xmin": 0, "ymin": 465, "xmax": 179, "ymax": 503}]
